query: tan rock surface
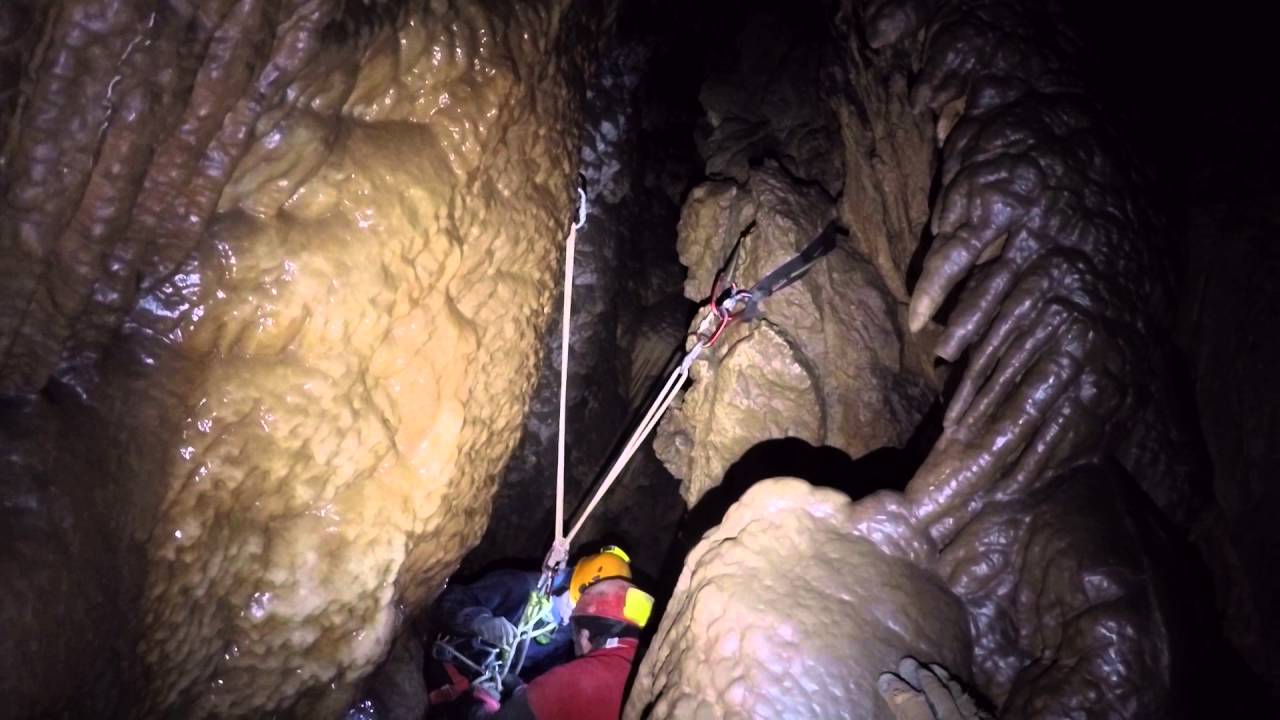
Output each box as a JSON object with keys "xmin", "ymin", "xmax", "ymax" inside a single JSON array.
[
  {"xmin": 830, "ymin": 4, "xmax": 935, "ymax": 303},
  {"xmin": 0, "ymin": 1, "xmax": 1220, "ymax": 717},
  {"xmin": 1, "ymin": 2, "xmax": 583, "ymax": 716},
  {"xmin": 638, "ymin": 2, "xmax": 1191, "ymax": 717},
  {"xmin": 135, "ymin": 7, "xmax": 580, "ymax": 715},
  {"xmin": 626, "ymin": 478, "xmax": 971, "ymax": 720},
  {"xmin": 655, "ymin": 167, "xmax": 932, "ymax": 505}
]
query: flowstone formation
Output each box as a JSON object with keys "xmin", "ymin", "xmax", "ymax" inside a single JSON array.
[
  {"xmin": 1, "ymin": 0, "xmax": 1264, "ymax": 718},
  {"xmin": 652, "ymin": 6, "xmax": 934, "ymax": 507},
  {"xmin": 633, "ymin": 0, "xmax": 1212, "ymax": 717},
  {"xmin": 1, "ymin": 1, "xmax": 586, "ymax": 716},
  {"xmin": 654, "ymin": 169, "xmax": 933, "ymax": 505},
  {"xmin": 629, "ymin": 479, "xmax": 970, "ymax": 720}
]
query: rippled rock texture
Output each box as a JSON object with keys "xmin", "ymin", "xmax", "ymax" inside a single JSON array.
[
  {"xmin": 2, "ymin": 0, "xmax": 1262, "ymax": 717},
  {"xmin": 628, "ymin": 479, "xmax": 970, "ymax": 720},
  {"xmin": 634, "ymin": 0, "xmax": 1212, "ymax": 717},
  {"xmin": 651, "ymin": 5, "xmax": 934, "ymax": 507},
  {"xmin": 654, "ymin": 168, "xmax": 933, "ymax": 505},
  {"xmin": 1, "ymin": 1, "xmax": 584, "ymax": 716}
]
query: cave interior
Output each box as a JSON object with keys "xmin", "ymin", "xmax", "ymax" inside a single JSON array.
[{"xmin": 1, "ymin": 0, "xmax": 1278, "ymax": 718}]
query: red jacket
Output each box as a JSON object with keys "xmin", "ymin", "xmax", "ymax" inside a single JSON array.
[{"xmin": 492, "ymin": 638, "xmax": 638, "ymax": 720}]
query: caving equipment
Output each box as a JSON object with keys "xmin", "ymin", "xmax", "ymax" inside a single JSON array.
[
  {"xmin": 569, "ymin": 545, "xmax": 632, "ymax": 603},
  {"xmin": 430, "ymin": 184, "xmax": 591, "ymax": 704},
  {"xmin": 542, "ymin": 178, "xmax": 590, "ymax": 592},
  {"xmin": 538, "ymin": 216, "xmax": 846, "ymax": 588},
  {"xmin": 431, "ymin": 586, "xmax": 562, "ymax": 702},
  {"xmin": 521, "ymin": 185, "xmax": 844, "ymax": 693}
]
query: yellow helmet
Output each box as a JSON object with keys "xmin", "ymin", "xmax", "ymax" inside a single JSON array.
[{"xmin": 569, "ymin": 546, "xmax": 632, "ymax": 604}]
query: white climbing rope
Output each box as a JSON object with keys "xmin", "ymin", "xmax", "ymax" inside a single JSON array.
[
  {"xmin": 543, "ymin": 184, "xmax": 716, "ymax": 580},
  {"xmin": 437, "ymin": 201, "xmax": 835, "ymax": 697},
  {"xmin": 544, "ymin": 306, "xmax": 724, "ymax": 582},
  {"xmin": 549, "ymin": 187, "xmax": 588, "ymax": 579},
  {"xmin": 540, "ymin": 189, "xmax": 800, "ymax": 581},
  {"xmin": 562, "ymin": 334, "xmax": 707, "ymax": 544}
]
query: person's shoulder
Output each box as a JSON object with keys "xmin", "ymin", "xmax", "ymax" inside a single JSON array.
[{"xmin": 532, "ymin": 655, "xmax": 582, "ymax": 681}]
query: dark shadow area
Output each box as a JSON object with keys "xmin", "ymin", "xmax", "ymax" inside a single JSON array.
[
  {"xmin": 643, "ymin": 395, "xmax": 942, "ymax": 616},
  {"xmin": 664, "ymin": 414, "xmax": 939, "ymax": 577},
  {"xmin": 1066, "ymin": 1, "xmax": 1280, "ymax": 705},
  {"xmin": 904, "ymin": 157, "xmax": 944, "ymax": 296},
  {"xmin": 680, "ymin": 439, "xmax": 899, "ymax": 545},
  {"xmin": 408, "ymin": 1, "xmax": 1280, "ymax": 715},
  {"xmin": 1104, "ymin": 463, "xmax": 1274, "ymax": 714}
]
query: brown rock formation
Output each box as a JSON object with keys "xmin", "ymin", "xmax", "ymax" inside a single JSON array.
[
  {"xmin": 631, "ymin": 1, "xmax": 1209, "ymax": 717},
  {"xmin": 2, "ymin": 1, "xmax": 1264, "ymax": 718},
  {"xmin": 655, "ymin": 168, "xmax": 932, "ymax": 506},
  {"xmin": 1, "ymin": 1, "xmax": 586, "ymax": 716},
  {"xmin": 627, "ymin": 479, "xmax": 970, "ymax": 720}
]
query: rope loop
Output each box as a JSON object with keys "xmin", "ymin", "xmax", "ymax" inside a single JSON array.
[{"xmin": 573, "ymin": 186, "xmax": 588, "ymax": 230}]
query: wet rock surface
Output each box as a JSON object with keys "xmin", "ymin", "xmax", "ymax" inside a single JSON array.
[
  {"xmin": 635, "ymin": 0, "xmax": 1231, "ymax": 717},
  {"xmin": 460, "ymin": 15, "xmax": 696, "ymax": 581},
  {"xmin": 831, "ymin": 2, "xmax": 935, "ymax": 305},
  {"xmin": 1, "ymin": 0, "xmax": 1275, "ymax": 717},
  {"xmin": 627, "ymin": 479, "xmax": 971, "ymax": 720},
  {"xmin": 654, "ymin": 169, "xmax": 932, "ymax": 506},
  {"xmin": 939, "ymin": 463, "xmax": 1183, "ymax": 716},
  {"xmin": 868, "ymin": 0, "xmax": 1209, "ymax": 539},
  {"xmin": 3, "ymin": 1, "xmax": 586, "ymax": 716},
  {"xmin": 652, "ymin": 7, "xmax": 932, "ymax": 507}
]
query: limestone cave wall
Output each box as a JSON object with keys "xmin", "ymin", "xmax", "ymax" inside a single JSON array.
[
  {"xmin": 1, "ymin": 1, "xmax": 1276, "ymax": 718},
  {"xmin": 1, "ymin": 1, "xmax": 592, "ymax": 716}
]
